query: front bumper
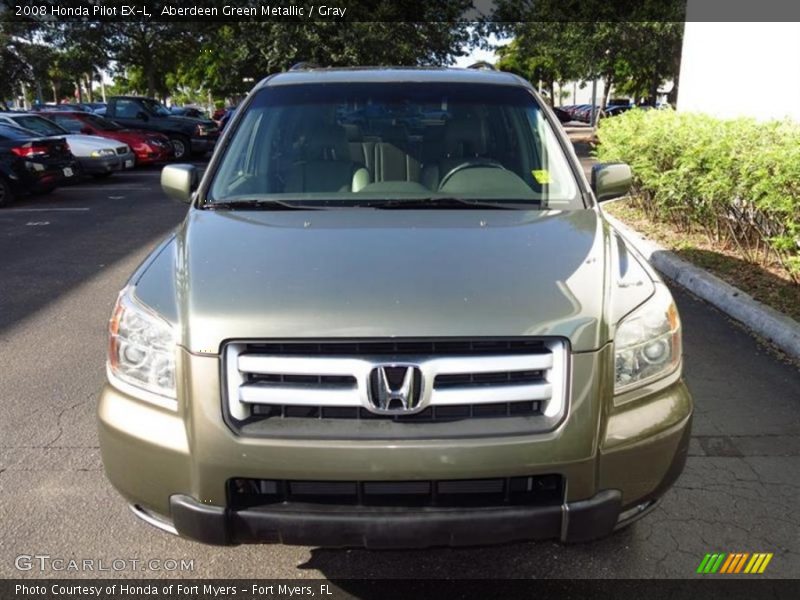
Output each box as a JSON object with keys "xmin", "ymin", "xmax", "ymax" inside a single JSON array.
[
  {"xmin": 77, "ymin": 152, "xmax": 135, "ymax": 174},
  {"xmin": 134, "ymin": 145, "xmax": 174, "ymax": 164},
  {"xmin": 98, "ymin": 347, "xmax": 692, "ymax": 547},
  {"xmin": 165, "ymin": 489, "xmax": 624, "ymax": 548}
]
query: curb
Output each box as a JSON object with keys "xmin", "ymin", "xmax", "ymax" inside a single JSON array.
[{"xmin": 603, "ymin": 211, "xmax": 800, "ymax": 361}]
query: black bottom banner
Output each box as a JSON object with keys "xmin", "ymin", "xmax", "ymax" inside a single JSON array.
[{"xmin": 3, "ymin": 579, "xmax": 799, "ymax": 600}]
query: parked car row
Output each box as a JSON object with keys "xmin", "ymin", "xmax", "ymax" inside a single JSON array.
[
  {"xmin": 560, "ymin": 101, "xmax": 672, "ymax": 123},
  {"xmin": 0, "ymin": 95, "xmax": 220, "ymax": 206},
  {"xmin": 0, "ymin": 95, "xmax": 221, "ymax": 206},
  {"xmin": 0, "ymin": 112, "xmax": 135, "ymax": 179},
  {"xmin": 560, "ymin": 104, "xmax": 607, "ymax": 123}
]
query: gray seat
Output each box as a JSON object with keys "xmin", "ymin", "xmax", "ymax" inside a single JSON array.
[
  {"xmin": 423, "ymin": 118, "xmax": 489, "ymax": 190},
  {"xmin": 372, "ymin": 142, "xmax": 421, "ymax": 183},
  {"xmin": 285, "ymin": 124, "xmax": 359, "ymax": 193}
]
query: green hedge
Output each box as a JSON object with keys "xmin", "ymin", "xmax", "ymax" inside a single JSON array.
[{"xmin": 595, "ymin": 109, "xmax": 800, "ymax": 281}]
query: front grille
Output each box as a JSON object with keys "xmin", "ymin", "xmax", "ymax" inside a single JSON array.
[
  {"xmin": 224, "ymin": 338, "xmax": 568, "ymax": 439},
  {"xmin": 115, "ymin": 146, "xmax": 128, "ymax": 155},
  {"xmin": 228, "ymin": 475, "xmax": 564, "ymax": 509},
  {"xmin": 251, "ymin": 400, "xmax": 542, "ymax": 422}
]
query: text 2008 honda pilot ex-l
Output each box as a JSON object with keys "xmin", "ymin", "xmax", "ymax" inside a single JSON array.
[{"xmin": 98, "ymin": 67, "xmax": 692, "ymax": 548}]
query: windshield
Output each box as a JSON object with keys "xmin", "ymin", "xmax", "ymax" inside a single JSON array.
[
  {"xmin": 207, "ymin": 82, "xmax": 581, "ymax": 209},
  {"xmin": 140, "ymin": 99, "xmax": 172, "ymax": 117},
  {"xmin": 12, "ymin": 115, "xmax": 67, "ymax": 136}
]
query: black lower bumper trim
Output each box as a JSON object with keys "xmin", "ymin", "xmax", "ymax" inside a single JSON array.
[{"xmin": 169, "ymin": 489, "xmax": 622, "ymax": 548}]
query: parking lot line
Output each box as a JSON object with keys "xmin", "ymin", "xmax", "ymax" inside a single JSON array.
[{"xmin": 1, "ymin": 207, "xmax": 90, "ymax": 212}]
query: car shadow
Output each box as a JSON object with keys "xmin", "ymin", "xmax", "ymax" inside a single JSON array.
[{"xmin": 294, "ymin": 524, "xmax": 641, "ymax": 580}]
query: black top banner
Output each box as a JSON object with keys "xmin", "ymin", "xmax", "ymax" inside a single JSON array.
[{"xmin": 2, "ymin": 0, "xmax": 800, "ymax": 23}]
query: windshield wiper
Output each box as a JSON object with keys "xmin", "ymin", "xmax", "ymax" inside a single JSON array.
[
  {"xmin": 357, "ymin": 197, "xmax": 539, "ymax": 210},
  {"xmin": 204, "ymin": 199, "xmax": 322, "ymax": 211}
]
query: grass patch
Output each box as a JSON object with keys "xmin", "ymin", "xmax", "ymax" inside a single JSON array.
[{"xmin": 605, "ymin": 199, "xmax": 800, "ymax": 323}]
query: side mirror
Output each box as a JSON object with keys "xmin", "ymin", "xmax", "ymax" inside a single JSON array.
[
  {"xmin": 136, "ymin": 111, "xmax": 149, "ymax": 121},
  {"xmin": 161, "ymin": 164, "xmax": 198, "ymax": 204},
  {"xmin": 591, "ymin": 163, "xmax": 632, "ymax": 202}
]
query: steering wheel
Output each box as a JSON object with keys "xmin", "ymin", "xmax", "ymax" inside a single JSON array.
[{"xmin": 438, "ymin": 159, "xmax": 507, "ymax": 191}]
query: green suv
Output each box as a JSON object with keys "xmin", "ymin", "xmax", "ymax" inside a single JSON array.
[{"xmin": 98, "ymin": 67, "xmax": 692, "ymax": 548}]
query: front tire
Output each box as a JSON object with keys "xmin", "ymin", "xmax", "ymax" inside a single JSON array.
[{"xmin": 170, "ymin": 136, "xmax": 190, "ymax": 160}]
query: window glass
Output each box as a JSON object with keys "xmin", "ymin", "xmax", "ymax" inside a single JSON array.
[
  {"xmin": 208, "ymin": 82, "xmax": 580, "ymax": 209},
  {"xmin": 11, "ymin": 116, "xmax": 66, "ymax": 136},
  {"xmin": 50, "ymin": 115, "xmax": 84, "ymax": 133}
]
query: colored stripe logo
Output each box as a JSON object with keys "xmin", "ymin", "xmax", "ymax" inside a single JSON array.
[{"xmin": 697, "ymin": 552, "xmax": 773, "ymax": 574}]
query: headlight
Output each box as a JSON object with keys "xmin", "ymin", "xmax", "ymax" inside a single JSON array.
[
  {"xmin": 90, "ymin": 149, "xmax": 115, "ymax": 157},
  {"xmin": 108, "ymin": 286, "xmax": 176, "ymax": 403},
  {"xmin": 614, "ymin": 285, "xmax": 681, "ymax": 394},
  {"xmin": 195, "ymin": 124, "xmax": 208, "ymax": 136}
]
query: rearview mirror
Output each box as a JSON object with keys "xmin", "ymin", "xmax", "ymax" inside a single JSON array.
[
  {"xmin": 591, "ymin": 163, "xmax": 632, "ymax": 202},
  {"xmin": 161, "ymin": 164, "xmax": 198, "ymax": 204},
  {"xmin": 80, "ymin": 126, "xmax": 93, "ymax": 135}
]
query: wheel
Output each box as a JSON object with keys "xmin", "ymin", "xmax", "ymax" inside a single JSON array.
[
  {"xmin": 438, "ymin": 159, "xmax": 507, "ymax": 190},
  {"xmin": 92, "ymin": 172, "xmax": 114, "ymax": 179},
  {"xmin": 169, "ymin": 136, "xmax": 190, "ymax": 160},
  {"xmin": 0, "ymin": 177, "xmax": 14, "ymax": 206}
]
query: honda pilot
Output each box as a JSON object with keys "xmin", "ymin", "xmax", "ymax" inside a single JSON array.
[{"xmin": 98, "ymin": 67, "xmax": 693, "ymax": 548}]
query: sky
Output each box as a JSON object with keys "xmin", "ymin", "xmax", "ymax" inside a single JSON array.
[{"xmin": 453, "ymin": 33, "xmax": 503, "ymax": 67}]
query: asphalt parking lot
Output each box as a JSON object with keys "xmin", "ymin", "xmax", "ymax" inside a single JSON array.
[{"xmin": 0, "ymin": 164, "xmax": 798, "ymax": 579}]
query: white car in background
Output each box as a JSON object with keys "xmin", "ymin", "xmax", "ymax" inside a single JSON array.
[{"xmin": 0, "ymin": 112, "xmax": 135, "ymax": 178}]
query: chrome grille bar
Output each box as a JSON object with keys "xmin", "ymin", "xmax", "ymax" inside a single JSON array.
[
  {"xmin": 240, "ymin": 383, "xmax": 360, "ymax": 406},
  {"xmin": 431, "ymin": 383, "xmax": 553, "ymax": 405},
  {"xmin": 226, "ymin": 339, "xmax": 568, "ymax": 423}
]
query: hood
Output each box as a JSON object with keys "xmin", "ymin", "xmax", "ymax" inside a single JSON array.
[
  {"xmin": 101, "ymin": 129, "xmax": 167, "ymax": 144},
  {"xmin": 61, "ymin": 134, "xmax": 127, "ymax": 155},
  {"xmin": 134, "ymin": 209, "xmax": 656, "ymax": 354}
]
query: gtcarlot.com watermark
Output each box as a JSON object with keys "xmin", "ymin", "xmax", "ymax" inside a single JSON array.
[{"xmin": 15, "ymin": 554, "xmax": 195, "ymax": 573}]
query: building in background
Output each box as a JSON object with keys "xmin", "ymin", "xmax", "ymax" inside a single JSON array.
[{"xmin": 678, "ymin": 21, "xmax": 800, "ymax": 120}]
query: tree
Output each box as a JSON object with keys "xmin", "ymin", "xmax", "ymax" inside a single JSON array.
[
  {"xmin": 174, "ymin": 20, "xmax": 474, "ymax": 101},
  {"xmin": 496, "ymin": 24, "xmax": 586, "ymax": 105},
  {"xmin": 488, "ymin": 0, "xmax": 686, "ymax": 108},
  {"xmin": 3, "ymin": 1, "xmax": 475, "ymax": 105},
  {"xmin": 0, "ymin": 23, "xmax": 30, "ymax": 103}
]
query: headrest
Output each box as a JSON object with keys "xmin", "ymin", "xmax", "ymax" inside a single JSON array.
[
  {"xmin": 342, "ymin": 123, "xmax": 361, "ymax": 142},
  {"xmin": 305, "ymin": 124, "xmax": 349, "ymax": 161},
  {"xmin": 444, "ymin": 118, "xmax": 487, "ymax": 157}
]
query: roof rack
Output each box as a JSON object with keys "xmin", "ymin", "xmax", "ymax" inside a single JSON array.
[
  {"xmin": 289, "ymin": 62, "xmax": 321, "ymax": 71},
  {"xmin": 467, "ymin": 61, "xmax": 496, "ymax": 71}
]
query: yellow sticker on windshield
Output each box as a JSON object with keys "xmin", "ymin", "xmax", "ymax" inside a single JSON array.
[{"xmin": 532, "ymin": 169, "xmax": 551, "ymax": 184}]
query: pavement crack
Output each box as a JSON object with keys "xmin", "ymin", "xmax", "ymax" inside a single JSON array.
[{"xmin": 44, "ymin": 394, "xmax": 94, "ymax": 448}]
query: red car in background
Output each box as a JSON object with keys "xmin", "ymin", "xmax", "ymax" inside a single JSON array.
[{"xmin": 43, "ymin": 111, "xmax": 174, "ymax": 165}]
